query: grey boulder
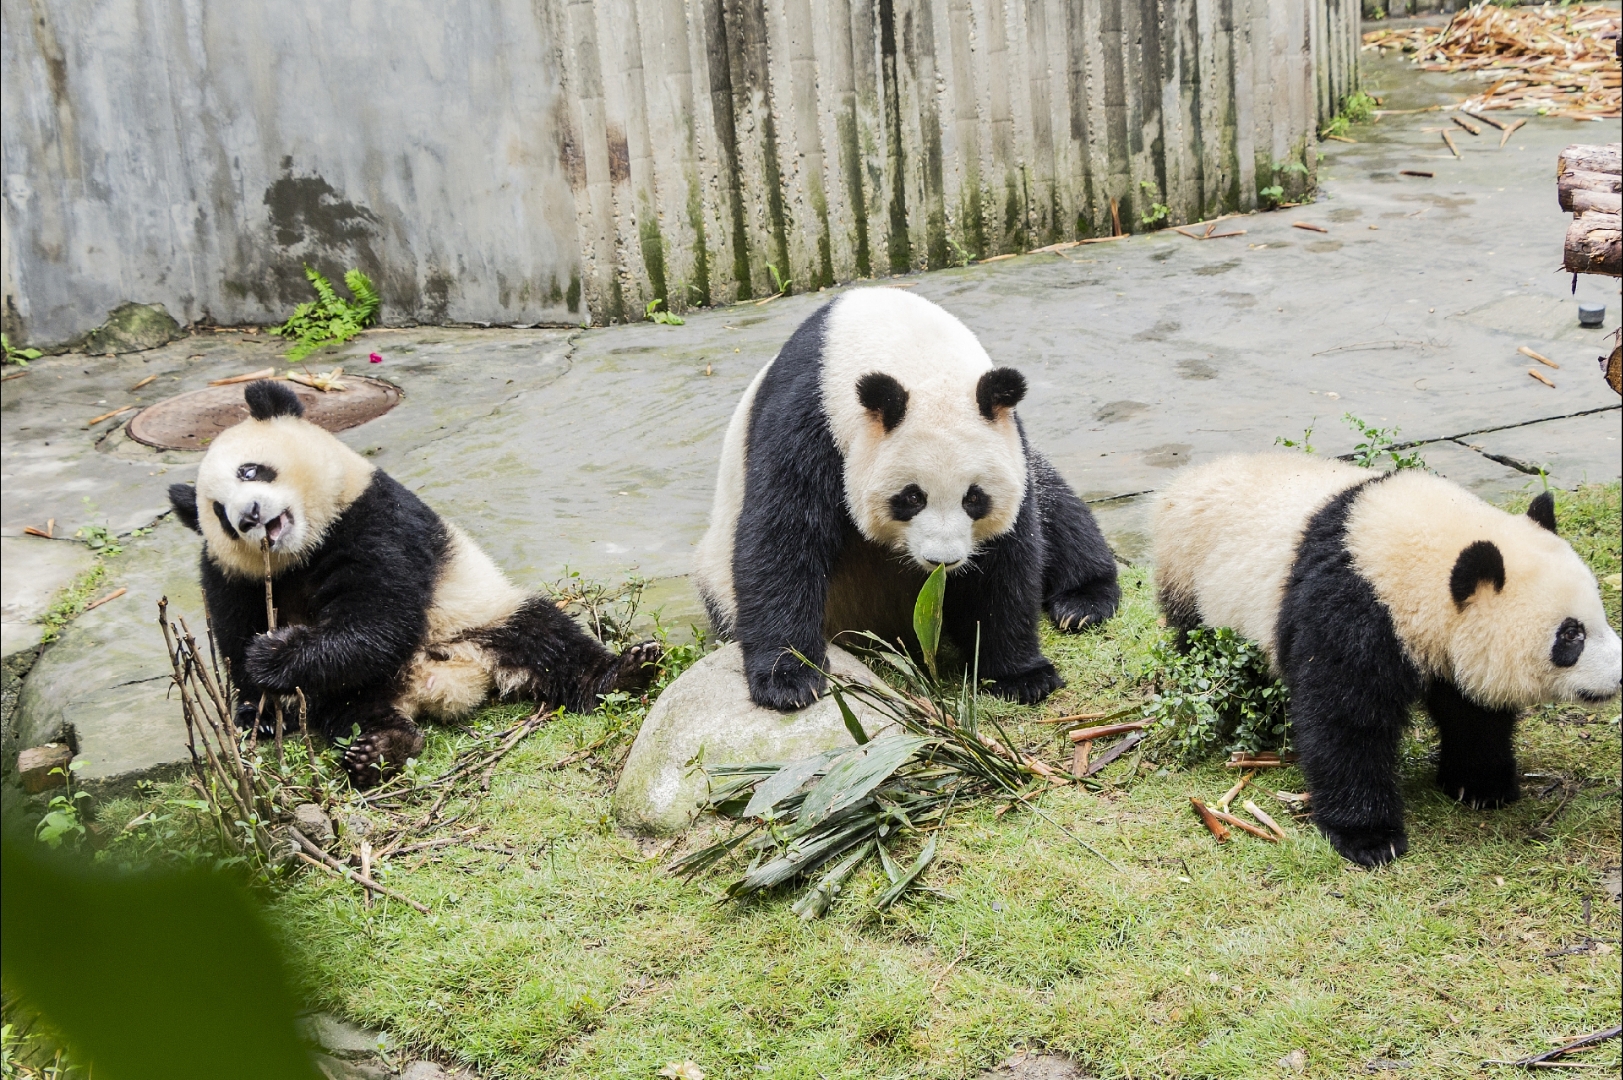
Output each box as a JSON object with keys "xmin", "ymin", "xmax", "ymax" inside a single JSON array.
[{"xmin": 613, "ymin": 642, "xmax": 894, "ymax": 835}]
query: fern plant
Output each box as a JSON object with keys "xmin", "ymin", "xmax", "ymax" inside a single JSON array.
[{"xmin": 272, "ymin": 266, "xmax": 380, "ymax": 361}]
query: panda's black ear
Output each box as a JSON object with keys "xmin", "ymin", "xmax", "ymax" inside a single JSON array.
[
  {"xmin": 1450, "ymin": 540, "xmax": 1505, "ymax": 608},
  {"xmin": 856, "ymin": 372, "xmax": 909, "ymax": 433},
  {"xmin": 168, "ymin": 483, "xmax": 202, "ymax": 534},
  {"xmin": 976, "ymin": 367, "xmax": 1026, "ymax": 420},
  {"xmin": 244, "ymin": 380, "xmax": 304, "ymax": 421},
  {"xmin": 1526, "ymin": 491, "xmax": 1557, "ymax": 533}
]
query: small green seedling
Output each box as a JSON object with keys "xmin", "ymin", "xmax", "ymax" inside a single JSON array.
[
  {"xmin": 1275, "ymin": 418, "xmax": 1317, "ymax": 454},
  {"xmin": 645, "ymin": 299, "xmax": 684, "ymax": 325},
  {"xmin": 1259, "ymin": 184, "xmax": 1285, "ymax": 207},
  {"xmin": 1343, "ymin": 412, "xmax": 1426, "ymax": 471},
  {"xmin": 766, "ymin": 263, "xmax": 792, "ymax": 296},
  {"xmin": 1138, "ymin": 180, "xmax": 1170, "ymax": 226},
  {"xmin": 913, "ymin": 562, "xmax": 947, "ymax": 679},
  {"xmin": 3, "ymin": 333, "xmax": 43, "ymax": 366}
]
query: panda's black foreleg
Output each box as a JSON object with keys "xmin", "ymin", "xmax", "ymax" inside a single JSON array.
[
  {"xmin": 477, "ymin": 597, "xmax": 662, "ymax": 713},
  {"xmin": 1427, "ymin": 680, "xmax": 1521, "ymax": 810},
  {"xmin": 1030, "ymin": 453, "xmax": 1120, "ymax": 632},
  {"xmin": 730, "ymin": 446, "xmax": 849, "ymax": 712},
  {"xmin": 943, "ymin": 516, "xmax": 1062, "ymax": 705}
]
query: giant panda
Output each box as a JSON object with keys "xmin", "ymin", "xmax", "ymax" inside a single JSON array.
[
  {"xmin": 168, "ymin": 380, "xmax": 661, "ymax": 787},
  {"xmin": 1153, "ymin": 453, "xmax": 1622, "ymax": 866},
  {"xmin": 694, "ymin": 288, "xmax": 1120, "ymax": 711}
]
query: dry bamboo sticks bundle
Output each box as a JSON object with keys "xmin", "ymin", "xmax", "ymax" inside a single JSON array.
[{"xmin": 1362, "ymin": 4, "xmax": 1620, "ymax": 120}]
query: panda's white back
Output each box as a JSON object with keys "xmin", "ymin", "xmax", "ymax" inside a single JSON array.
[{"xmin": 1153, "ymin": 453, "xmax": 1369, "ymax": 661}]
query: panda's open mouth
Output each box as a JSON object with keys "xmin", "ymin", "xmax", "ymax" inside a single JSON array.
[{"xmin": 264, "ymin": 509, "xmax": 294, "ymax": 546}]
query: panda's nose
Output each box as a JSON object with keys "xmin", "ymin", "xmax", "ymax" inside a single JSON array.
[{"xmin": 238, "ymin": 502, "xmax": 261, "ymax": 532}]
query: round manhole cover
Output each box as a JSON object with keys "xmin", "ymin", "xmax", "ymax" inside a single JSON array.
[{"xmin": 127, "ymin": 377, "xmax": 402, "ymax": 451}]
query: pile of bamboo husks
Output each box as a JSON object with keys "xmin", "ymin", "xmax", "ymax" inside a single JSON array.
[
  {"xmin": 1558, "ymin": 143, "xmax": 1621, "ymax": 277},
  {"xmin": 1362, "ymin": 4, "xmax": 1621, "ymax": 121}
]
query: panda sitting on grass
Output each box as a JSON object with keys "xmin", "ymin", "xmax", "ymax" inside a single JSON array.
[
  {"xmin": 1154, "ymin": 453, "xmax": 1621, "ymax": 866},
  {"xmin": 695, "ymin": 288, "xmax": 1121, "ymax": 711},
  {"xmin": 168, "ymin": 380, "xmax": 661, "ymax": 787}
]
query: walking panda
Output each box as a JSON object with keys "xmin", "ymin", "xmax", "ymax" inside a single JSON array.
[
  {"xmin": 168, "ymin": 380, "xmax": 661, "ymax": 787},
  {"xmin": 694, "ymin": 288, "xmax": 1120, "ymax": 711},
  {"xmin": 1153, "ymin": 453, "xmax": 1621, "ymax": 866}
]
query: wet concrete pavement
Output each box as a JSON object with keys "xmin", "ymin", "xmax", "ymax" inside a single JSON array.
[{"xmin": 2, "ymin": 51, "xmax": 1618, "ymax": 785}]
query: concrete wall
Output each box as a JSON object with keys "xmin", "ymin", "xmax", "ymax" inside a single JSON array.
[{"xmin": 2, "ymin": 0, "xmax": 1359, "ymax": 345}]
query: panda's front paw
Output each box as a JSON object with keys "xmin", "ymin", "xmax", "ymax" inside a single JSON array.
[
  {"xmin": 341, "ymin": 720, "xmax": 426, "ymax": 789},
  {"xmin": 245, "ymin": 626, "xmax": 307, "ymax": 690},
  {"xmin": 747, "ymin": 664, "xmax": 827, "ymax": 713},
  {"xmin": 1439, "ymin": 768, "xmax": 1521, "ymax": 810},
  {"xmin": 1318, "ymin": 822, "xmax": 1409, "ymax": 868},
  {"xmin": 983, "ymin": 661, "xmax": 1065, "ymax": 705},
  {"xmin": 1046, "ymin": 585, "xmax": 1120, "ymax": 633}
]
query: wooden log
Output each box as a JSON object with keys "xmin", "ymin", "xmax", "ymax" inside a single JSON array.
[
  {"xmin": 1603, "ymin": 333, "xmax": 1621, "ymax": 397},
  {"xmin": 1572, "ymin": 190, "xmax": 1622, "ymax": 215},
  {"xmin": 1559, "ymin": 169, "xmax": 1623, "ymax": 213},
  {"xmin": 1564, "ymin": 211, "xmax": 1622, "ymax": 277},
  {"xmin": 1558, "ymin": 143, "xmax": 1622, "ymax": 180}
]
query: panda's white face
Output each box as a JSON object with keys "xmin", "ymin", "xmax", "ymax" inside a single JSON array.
[
  {"xmin": 194, "ymin": 415, "xmax": 372, "ymax": 579},
  {"xmin": 819, "ymin": 289, "xmax": 1028, "ymax": 571}
]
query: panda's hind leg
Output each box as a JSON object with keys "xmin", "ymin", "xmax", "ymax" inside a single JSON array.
[
  {"xmin": 480, "ymin": 597, "xmax": 662, "ymax": 714},
  {"xmin": 1032, "ymin": 454, "xmax": 1120, "ymax": 632},
  {"xmin": 330, "ymin": 698, "xmax": 426, "ymax": 789}
]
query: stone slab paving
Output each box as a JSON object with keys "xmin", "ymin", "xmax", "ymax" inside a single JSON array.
[
  {"xmin": 2, "ymin": 51, "xmax": 1617, "ymax": 785},
  {"xmin": 1, "ymin": 535, "xmax": 94, "ymax": 658}
]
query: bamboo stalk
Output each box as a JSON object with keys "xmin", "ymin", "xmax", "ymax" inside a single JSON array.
[
  {"xmin": 1209, "ymin": 806, "xmax": 1278, "ymax": 842},
  {"xmin": 1217, "ymin": 770, "xmax": 1257, "ymax": 813},
  {"xmin": 1243, "ymin": 799, "xmax": 1291, "ymax": 842},
  {"xmin": 1190, "ymin": 798, "xmax": 1230, "ymax": 842},
  {"xmin": 1068, "ymin": 720, "xmax": 1149, "ymax": 743}
]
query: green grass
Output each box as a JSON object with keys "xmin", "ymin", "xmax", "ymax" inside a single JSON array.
[{"xmin": 95, "ymin": 485, "xmax": 1621, "ymax": 1078}]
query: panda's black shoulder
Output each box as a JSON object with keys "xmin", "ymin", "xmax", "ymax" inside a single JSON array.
[{"xmin": 317, "ymin": 469, "xmax": 449, "ymax": 567}]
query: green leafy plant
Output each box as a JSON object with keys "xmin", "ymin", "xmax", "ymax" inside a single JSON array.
[
  {"xmin": 1274, "ymin": 418, "xmax": 1316, "ymax": 454},
  {"xmin": 34, "ymin": 762, "xmax": 90, "ymax": 850},
  {"xmin": 3, "ymin": 335, "xmax": 42, "ymax": 367},
  {"xmin": 1138, "ymin": 181, "xmax": 1170, "ymax": 226},
  {"xmin": 945, "ymin": 236, "xmax": 974, "ymax": 268},
  {"xmin": 1259, "ymin": 184, "xmax": 1285, "ymax": 207},
  {"xmin": 766, "ymin": 263, "xmax": 792, "ymax": 296},
  {"xmin": 672, "ymin": 571, "xmax": 1111, "ymax": 919},
  {"xmin": 1142, "ymin": 627, "xmax": 1289, "ymax": 762},
  {"xmin": 645, "ymin": 298, "xmax": 685, "ymax": 326},
  {"xmin": 1343, "ymin": 89, "xmax": 1378, "ymax": 124},
  {"xmin": 1343, "ymin": 412, "xmax": 1426, "ymax": 470},
  {"xmin": 271, "ymin": 266, "xmax": 380, "ymax": 361},
  {"xmin": 1321, "ymin": 114, "xmax": 1352, "ymax": 138}
]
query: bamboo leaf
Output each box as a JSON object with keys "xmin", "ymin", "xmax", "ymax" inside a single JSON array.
[
  {"xmin": 874, "ymin": 834, "xmax": 937, "ymax": 909},
  {"xmin": 830, "ymin": 684, "xmax": 869, "ymax": 746},
  {"xmin": 791, "ymin": 840, "xmax": 874, "ymax": 920},
  {"xmin": 912, "ymin": 564, "xmax": 947, "ymax": 678},
  {"xmin": 741, "ymin": 748, "xmax": 845, "ymax": 819},
  {"xmin": 797, "ymin": 736, "xmax": 929, "ymax": 829}
]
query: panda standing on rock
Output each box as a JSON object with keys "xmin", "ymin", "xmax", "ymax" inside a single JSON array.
[
  {"xmin": 169, "ymin": 380, "xmax": 661, "ymax": 788},
  {"xmin": 695, "ymin": 288, "xmax": 1121, "ymax": 710}
]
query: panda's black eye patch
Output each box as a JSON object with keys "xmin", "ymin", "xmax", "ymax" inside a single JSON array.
[
  {"xmin": 889, "ymin": 484, "xmax": 927, "ymax": 521},
  {"xmin": 1551, "ymin": 617, "xmax": 1585, "ymax": 668},
  {"xmin": 236, "ymin": 463, "xmax": 277, "ymax": 483},
  {"xmin": 212, "ymin": 500, "xmax": 239, "ymax": 539},
  {"xmin": 962, "ymin": 485, "xmax": 992, "ymax": 520}
]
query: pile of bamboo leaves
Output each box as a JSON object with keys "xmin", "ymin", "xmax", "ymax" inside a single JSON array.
[
  {"xmin": 671, "ymin": 567, "xmax": 1114, "ymax": 919},
  {"xmin": 1362, "ymin": 4, "xmax": 1620, "ymax": 120}
]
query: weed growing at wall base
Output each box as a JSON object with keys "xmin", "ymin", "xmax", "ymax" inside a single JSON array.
[{"xmin": 272, "ymin": 267, "xmax": 380, "ymax": 361}]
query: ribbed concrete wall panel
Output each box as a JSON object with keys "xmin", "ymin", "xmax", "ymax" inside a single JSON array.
[{"xmin": 2, "ymin": 0, "xmax": 1359, "ymax": 343}]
